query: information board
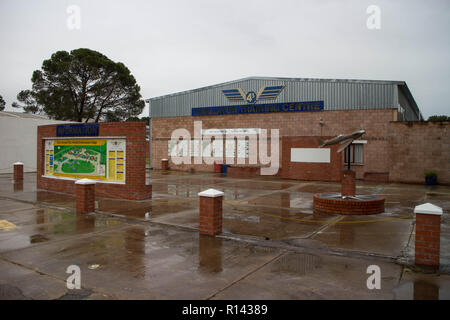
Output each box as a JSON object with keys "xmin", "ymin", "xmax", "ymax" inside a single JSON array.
[{"xmin": 44, "ymin": 139, "xmax": 126, "ymax": 182}]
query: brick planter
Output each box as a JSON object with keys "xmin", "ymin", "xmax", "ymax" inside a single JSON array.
[
  {"xmin": 341, "ymin": 170, "xmax": 356, "ymax": 197},
  {"xmin": 13, "ymin": 162, "xmax": 24, "ymax": 181},
  {"xmin": 313, "ymin": 194, "xmax": 385, "ymax": 215},
  {"xmin": 198, "ymin": 189, "xmax": 224, "ymax": 236},
  {"xmin": 75, "ymin": 179, "xmax": 96, "ymax": 214},
  {"xmin": 414, "ymin": 203, "xmax": 442, "ymax": 267}
]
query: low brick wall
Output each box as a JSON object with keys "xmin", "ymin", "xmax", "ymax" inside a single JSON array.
[
  {"xmin": 341, "ymin": 170, "xmax": 356, "ymax": 196},
  {"xmin": 363, "ymin": 172, "xmax": 389, "ymax": 182},
  {"xmin": 13, "ymin": 163, "xmax": 24, "ymax": 181},
  {"xmin": 313, "ymin": 194, "xmax": 385, "ymax": 215},
  {"xmin": 281, "ymin": 136, "xmax": 342, "ymax": 181},
  {"xmin": 75, "ymin": 180, "xmax": 96, "ymax": 214},
  {"xmin": 389, "ymin": 121, "xmax": 450, "ymax": 185},
  {"xmin": 227, "ymin": 166, "xmax": 260, "ymax": 177},
  {"xmin": 415, "ymin": 213, "xmax": 441, "ymax": 266},
  {"xmin": 199, "ymin": 190, "xmax": 223, "ymax": 236},
  {"xmin": 37, "ymin": 122, "xmax": 152, "ymax": 200}
]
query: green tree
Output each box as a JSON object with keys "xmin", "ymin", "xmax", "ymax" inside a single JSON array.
[
  {"xmin": 14, "ymin": 48, "xmax": 145, "ymax": 122},
  {"xmin": 428, "ymin": 115, "xmax": 450, "ymax": 121},
  {"xmin": 0, "ymin": 95, "xmax": 5, "ymax": 111}
]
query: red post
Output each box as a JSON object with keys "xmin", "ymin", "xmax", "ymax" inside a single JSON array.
[
  {"xmin": 341, "ymin": 170, "xmax": 356, "ymax": 197},
  {"xmin": 199, "ymin": 189, "xmax": 224, "ymax": 236},
  {"xmin": 75, "ymin": 179, "xmax": 96, "ymax": 214},
  {"xmin": 414, "ymin": 203, "xmax": 442, "ymax": 267},
  {"xmin": 13, "ymin": 162, "xmax": 24, "ymax": 181},
  {"xmin": 161, "ymin": 159, "xmax": 169, "ymax": 170}
]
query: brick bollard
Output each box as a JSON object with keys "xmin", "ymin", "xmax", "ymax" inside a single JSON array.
[
  {"xmin": 75, "ymin": 179, "xmax": 96, "ymax": 214},
  {"xmin": 341, "ymin": 170, "xmax": 356, "ymax": 197},
  {"xmin": 198, "ymin": 188, "xmax": 224, "ymax": 236},
  {"xmin": 414, "ymin": 203, "xmax": 443, "ymax": 267},
  {"xmin": 13, "ymin": 162, "xmax": 24, "ymax": 181},
  {"xmin": 161, "ymin": 159, "xmax": 169, "ymax": 170}
]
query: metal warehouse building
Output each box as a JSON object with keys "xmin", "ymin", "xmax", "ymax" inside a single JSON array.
[{"xmin": 146, "ymin": 77, "xmax": 449, "ymax": 184}]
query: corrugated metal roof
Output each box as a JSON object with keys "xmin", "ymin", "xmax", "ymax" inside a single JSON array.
[
  {"xmin": 0, "ymin": 111, "xmax": 50, "ymax": 119},
  {"xmin": 147, "ymin": 76, "xmax": 405, "ymax": 101},
  {"xmin": 146, "ymin": 76, "xmax": 421, "ymax": 120}
]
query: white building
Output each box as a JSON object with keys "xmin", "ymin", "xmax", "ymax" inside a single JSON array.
[{"xmin": 0, "ymin": 111, "xmax": 69, "ymax": 174}]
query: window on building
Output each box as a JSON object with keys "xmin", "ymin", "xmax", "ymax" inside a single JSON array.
[{"xmin": 344, "ymin": 144, "xmax": 364, "ymax": 164}]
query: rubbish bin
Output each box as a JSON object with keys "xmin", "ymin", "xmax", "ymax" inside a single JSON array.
[
  {"xmin": 214, "ymin": 162, "xmax": 222, "ymax": 173},
  {"xmin": 221, "ymin": 165, "xmax": 229, "ymax": 175}
]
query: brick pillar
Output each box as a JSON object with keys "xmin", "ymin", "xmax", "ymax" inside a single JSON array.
[
  {"xmin": 414, "ymin": 203, "xmax": 442, "ymax": 267},
  {"xmin": 161, "ymin": 159, "xmax": 169, "ymax": 170},
  {"xmin": 198, "ymin": 188, "xmax": 224, "ymax": 236},
  {"xmin": 13, "ymin": 162, "xmax": 24, "ymax": 181},
  {"xmin": 75, "ymin": 179, "xmax": 96, "ymax": 214},
  {"xmin": 341, "ymin": 170, "xmax": 356, "ymax": 197}
]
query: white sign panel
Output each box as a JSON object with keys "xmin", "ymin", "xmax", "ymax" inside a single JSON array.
[
  {"xmin": 290, "ymin": 148, "xmax": 330, "ymax": 163},
  {"xmin": 237, "ymin": 140, "xmax": 249, "ymax": 158},
  {"xmin": 225, "ymin": 139, "xmax": 236, "ymax": 158},
  {"xmin": 190, "ymin": 140, "xmax": 200, "ymax": 157},
  {"xmin": 212, "ymin": 139, "xmax": 223, "ymax": 157},
  {"xmin": 202, "ymin": 140, "xmax": 212, "ymax": 158},
  {"xmin": 202, "ymin": 128, "xmax": 261, "ymax": 135}
]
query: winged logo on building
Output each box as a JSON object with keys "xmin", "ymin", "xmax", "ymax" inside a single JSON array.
[{"xmin": 222, "ymin": 86, "xmax": 285, "ymax": 104}]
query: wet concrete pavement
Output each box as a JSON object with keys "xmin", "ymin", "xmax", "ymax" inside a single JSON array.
[{"xmin": 0, "ymin": 171, "xmax": 449, "ymax": 299}]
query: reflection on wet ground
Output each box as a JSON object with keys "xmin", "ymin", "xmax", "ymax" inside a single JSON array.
[{"xmin": 0, "ymin": 171, "xmax": 449, "ymax": 299}]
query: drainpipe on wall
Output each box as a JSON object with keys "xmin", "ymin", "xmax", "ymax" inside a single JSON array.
[{"xmin": 145, "ymin": 99, "xmax": 152, "ymax": 169}]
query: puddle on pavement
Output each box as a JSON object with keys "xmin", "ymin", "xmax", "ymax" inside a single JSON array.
[
  {"xmin": 223, "ymin": 206, "xmax": 335, "ymax": 240},
  {"xmin": 293, "ymin": 183, "xmax": 341, "ymax": 194},
  {"xmin": 220, "ymin": 181, "xmax": 295, "ymax": 191},
  {"xmin": 97, "ymin": 198, "xmax": 196, "ymax": 219},
  {"xmin": 246, "ymin": 192, "xmax": 313, "ymax": 211},
  {"xmin": 312, "ymin": 214, "xmax": 414, "ymax": 257},
  {"xmin": 271, "ymin": 253, "xmax": 321, "ymax": 276},
  {"xmin": 198, "ymin": 235, "xmax": 223, "ymax": 273},
  {"xmin": 29, "ymin": 234, "xmax": 50, "ymax": 243},
  {"xmin": 0, "ymin": 211, "xmax": 122, "ymax": 252}
]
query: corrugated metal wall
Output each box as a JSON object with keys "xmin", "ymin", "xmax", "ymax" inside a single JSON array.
[{"xmin": 149, "ymin": 78, "xmax": 410, "ymax": 119}]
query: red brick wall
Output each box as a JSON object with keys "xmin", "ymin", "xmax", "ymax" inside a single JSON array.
[
  {"xmin": 388, "ymin": 121, "xmax": 450, "ymax": 184},
  {"xmin": 75, "ymin": 183, "xmax": 96, "ymax": 214},
  {"xmin": 199, "ymin": 196, "xmax": 223, "ymax": 236},
  {"xmin": 227, "ymin": 166, "xmax": 260, "ymax": 177},
  {"xmin": 13, "ymin": 164, "xmax": 24, "ymax": 181},
  {"xmin": 415, "ymin": 213, "xmax": 441, "ymax": 266},
  {"xmin": 145, "ymin": 140, "xmax": 150, "ymax": 159},
  {"xmin": 151, "ymin": 109, "xmax": 395, "ymax": 178},
  {"xmin": 281, "ymin": 136, "xmax": 342, "ymax": 182},
  {"xmin": 37, "ymin": 122, "xmax": 152, "ymax": 200}
]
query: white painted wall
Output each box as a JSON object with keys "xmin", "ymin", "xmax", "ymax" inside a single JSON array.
[{"xmin": 0, "ymin": 117, "xmax": 69, "ymax": 173}]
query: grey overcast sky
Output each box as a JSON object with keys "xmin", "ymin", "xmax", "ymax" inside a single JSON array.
[{"xmin": 0, "ymin": 0, "xmax": 449, "ymax": 118}]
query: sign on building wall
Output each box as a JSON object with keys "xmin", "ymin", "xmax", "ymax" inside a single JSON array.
[
  {"xmin": 44, "ymin": 138, "xmax": 126, "ymax": 182},
  {"xmin": 192, "ymin": 101, "xmax": 324, "ymax": 117},
  {"xmin": 56, "ymin": 124, "xmax": 99, "ymax": 137},
  {"xmin": 290, "ymin": 148, "xmax": 330, "ymax": 163}
]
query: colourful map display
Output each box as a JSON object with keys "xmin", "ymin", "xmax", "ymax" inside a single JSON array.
[{"xmin": 44, "ymin": 139, "xmax": 126, "ymax": 182}]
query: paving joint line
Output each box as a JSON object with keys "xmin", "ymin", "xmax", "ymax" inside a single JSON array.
[
  {"xmin": 205, "ymin": 251, "xmax": 286, "ymax": 300},
  {"xmin": 0, "ymin": 255, "xmax": 114, "ymax": 300}
]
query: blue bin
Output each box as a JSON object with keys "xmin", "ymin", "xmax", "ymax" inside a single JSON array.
[{"xmin": 221, "ymin": 165, "xmax": 229, "ymax": 174}]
